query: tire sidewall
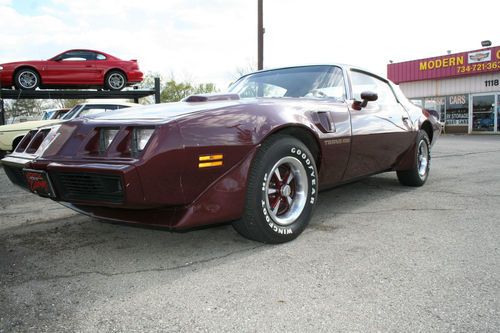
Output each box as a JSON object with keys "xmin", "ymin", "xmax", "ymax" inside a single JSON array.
[
  {"xmin": 251, "ymin": 138, "xmax": 318, "ymax": 241},
  {"xmin": 105, "ymin": 71, "xmax": 126, "ymax": 91},
  {"xmin": 416, "ymin": 131, "xmax": 431, "ymax": 184},
  {"xmin": 15, "ymin": 69, "xmax": 39, "ymax": 90}
]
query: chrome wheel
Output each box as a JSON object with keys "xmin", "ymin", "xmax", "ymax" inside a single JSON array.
[
  {"xmin": 18, "ymin": 70, "xmax": 38, "ymax": 89},
  {"xmin": 265, "ymin": 156, "xmax": 308, "ymax": 226},
  {"xmin": 396, "ymin": 130, "xmax": 431, "ymax": 187},
  {"xmin": 417, "ymin": 139, "xmax": 429, "ymax": 178},
  {"xmin": 107, "ymin": 72, "xmax": 125, "ymax": 90}
]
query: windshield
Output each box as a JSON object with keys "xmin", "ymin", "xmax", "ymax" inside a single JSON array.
[
  {"xmin": 41, "ymin": 110, "xmax": 55, "ymax": 120},
  {"xmin": 228, "ymin": 65, "xmax": 346, "ymax": 100},
  {"xmin": 62, "ymin": 105, "xmax": 83, "ymax": 120}
]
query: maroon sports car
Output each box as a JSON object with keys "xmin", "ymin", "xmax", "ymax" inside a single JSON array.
[
  {"xmin": 1, "ymin": 65, "xmax": 440, "ymax": 243},
  {"xmin": 0, "ymin": 49, "xmax": 143, "ymax": 91}
]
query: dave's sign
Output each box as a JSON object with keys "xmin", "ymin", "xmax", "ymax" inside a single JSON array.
[{"xmin": 387, "ymin": 46, "xmax": 500, "ymax": 84}]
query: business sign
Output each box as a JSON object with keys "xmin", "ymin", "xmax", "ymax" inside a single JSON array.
[
  {"xmin": 468, "ymin": 50, "xmax": 491, "ymax": 64},
  {"xmin": 387, "ymin": 46, "xmax": 500, "ymax": 84}
]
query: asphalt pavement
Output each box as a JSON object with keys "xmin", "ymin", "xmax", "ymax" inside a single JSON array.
[{"xmin": 0, "ymin": 135, "xmax": 499, "ymax": 332}]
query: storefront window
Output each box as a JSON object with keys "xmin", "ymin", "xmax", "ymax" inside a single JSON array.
[
  {"xmin": 424, "ymin": 97, "xmax": 445, "ymax": 121},
  {"xmin": 446, "ymin": 95, "xmax": 468, "ymax": 126},
  {"xmin": 472, "ymin": 95, "xmax": 495, "ymax": 132},
  {"xmin": 497, "ymin": 95, "xmax": 500, "ymax": 132}
]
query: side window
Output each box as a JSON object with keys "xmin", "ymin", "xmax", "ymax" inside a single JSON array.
[
  {"xmin": 96, "ymin": 53, "xmax": 106, "ymax": 60},
  {"xmin": 60, "ymin": 51, "xmax": 95, "ymax": 61},
  {"xmin": 350, "ymin": 71, "xmax": 397, "ymax": 105}
]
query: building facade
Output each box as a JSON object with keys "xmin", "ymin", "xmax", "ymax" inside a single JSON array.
[{"xmin": 387, "ymin": 46, "xmax": 500, "ymax": 134}]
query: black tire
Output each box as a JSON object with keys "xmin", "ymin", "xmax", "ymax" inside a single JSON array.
[
  {"xmin": 14, "ymin": 68, "xmax": 40, "ymax": 90},
  {"xmin": 397, "ymin": 130, "xmax": 431, "ymax": 187},
  {"xmin": 104, "ymin": 70, "xmax": 126, "ymax": 91},
  {"xmin": 233, "ymin": 135, "xmax": 318, "ymax": 243}
]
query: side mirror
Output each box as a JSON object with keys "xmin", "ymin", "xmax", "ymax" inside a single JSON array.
[{"xmin": 352, "ymin": 91, "xmax": 378, "ymax": 110}]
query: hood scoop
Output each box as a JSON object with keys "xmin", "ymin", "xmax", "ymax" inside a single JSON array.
[{"xmin": 183, "ymin": 93, "xmax": 240, "ymax": 103}]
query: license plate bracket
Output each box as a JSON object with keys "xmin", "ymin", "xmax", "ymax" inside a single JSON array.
[{"xmin": 24, "ymin": 169, "xmax": 56, "ymax": 198}]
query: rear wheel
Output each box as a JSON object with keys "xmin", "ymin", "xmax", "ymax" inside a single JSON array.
[
  {"xmin": 14, "ymin": 69, "xmax": 40, "ymax": 90},
  {"xmin": 397, "ymin": 130, "xmax": 431, "ymax": 186},
  {"xmin": 233, "ymin": 135, "xmax": 318, "ymax": 243},
  {"xmin": 105, "ymin": 70, "xmax": 126, "ymax": 91}
]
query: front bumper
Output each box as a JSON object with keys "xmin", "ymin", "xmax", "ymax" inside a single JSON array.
[
  {"xmin": 0, "ymin": 69, "xmax": 13, "ymax": 87},
  {"xmin": 2, "ymin": 157, "xmax": 148, "ymax": 208}
]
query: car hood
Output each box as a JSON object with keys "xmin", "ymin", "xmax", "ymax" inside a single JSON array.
[
  {"xmin": 1, "ymin": 60, "xmax": 47, "ymax": 67},
  {"xmin": 90, "ymin": 99, "xmax": 252, "ymax": 122},
  {"xmin": 0, "ymin": 119, "xmax": 62, "ymax": 132}
]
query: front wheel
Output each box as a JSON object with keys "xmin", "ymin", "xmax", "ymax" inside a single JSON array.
[
  {"xmin": 233, "ymin": 135, "xmax": 318, "ymax": 243},
  {"xmin": 397, "ymin": 130, "xmax": 431, "ymax": 186},
  {"xmin": 104, "ymin": 70, "xmax": 126, "ymax": 91},
  {"xmin": 14, "ymin": 69, "xmax": 40, "ymax": 90}
]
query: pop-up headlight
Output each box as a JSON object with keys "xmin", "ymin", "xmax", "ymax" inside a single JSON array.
[
  {"xmin": 132, "ymin": 128, "xmax": 154, "ymax": 154},
  {"xmin": 99, "ymin": 128, "xmax": 119, "ymax": 153}
]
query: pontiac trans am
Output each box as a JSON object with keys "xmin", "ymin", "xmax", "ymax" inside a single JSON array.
[{"xmin": 1, "ymin": 65, "xmax": 440, "ymax": 243}]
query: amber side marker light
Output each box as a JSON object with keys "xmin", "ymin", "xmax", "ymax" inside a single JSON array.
[{"xmin": 199, "ymin": 154, "xmax": 223, "ymax": 168}]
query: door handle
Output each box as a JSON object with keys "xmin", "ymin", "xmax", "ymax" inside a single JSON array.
[{"xmin": 402, "ymin": 116, "xmax": 409, "ymax": 122}]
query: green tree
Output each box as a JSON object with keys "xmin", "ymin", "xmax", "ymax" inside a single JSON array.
[{"xmin": 160, "ymin": 79, "xmax": 218, "ymax": 103}]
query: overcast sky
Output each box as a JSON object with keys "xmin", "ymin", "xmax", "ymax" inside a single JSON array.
[{"xmin": 0, "ymin": 0, "xmax": 498, "ymax": 88}]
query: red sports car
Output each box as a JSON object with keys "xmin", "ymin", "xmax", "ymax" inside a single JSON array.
[
  {"xmin": 0, "ymin": 49, "xmax": 143, "ymax": 91},
  {"xmin": 1, "ymin": 65, "xmax": 440, "ymax": 244}
]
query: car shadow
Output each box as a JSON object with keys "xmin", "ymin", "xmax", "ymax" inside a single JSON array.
[{"xmin": 0, "ymin": 172, "xmax": 416, "ymax": 288}]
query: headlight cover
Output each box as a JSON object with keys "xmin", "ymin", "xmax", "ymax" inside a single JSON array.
[
  {"xmin": 99, "ymin": 128, "xmax": 119, "ymax": 153},
  {"xmin": 35, "ymin": 125, "xmax": 61, "ymax": 156},
  {"xmin": 132, "ymin": 128, "xmax": 154, "ymax": 154}
]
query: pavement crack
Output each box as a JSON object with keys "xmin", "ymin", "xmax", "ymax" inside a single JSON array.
[
  {"xmin": 3, "ymin": 244, "xmax": 265, "ymax": 286},
  {"xmin": 433, "ymin": 149, "xmax": 500, "ymax": 159},
  {"xmin": 335, "ymin": 208, "xmax": 458, "ymax": 215},
  {"xmin": 426, "ymin": 190, "xmax": 500, "ymax": 198}
]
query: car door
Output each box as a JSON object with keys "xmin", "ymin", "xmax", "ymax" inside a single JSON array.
[
  {"xmin": 305, "ymin": 66, "xmax": 352, "ymax": 188},
  {"xmin": 43, "ymin": 51, "xmax": 98, "ymax": 85},
  {"xmin": 343, "ymin": 69, "xmax": 413, "ymax": 180}
]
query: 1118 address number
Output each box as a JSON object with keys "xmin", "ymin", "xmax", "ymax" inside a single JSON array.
[{"xmin": 484, "ymin": 79, "xmax": 499, "ymax": 87}]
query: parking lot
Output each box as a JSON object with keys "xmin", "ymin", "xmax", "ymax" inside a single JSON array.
[{"xmin": 0, "ymin": 135, "xmax": 499, "ymax": 332}]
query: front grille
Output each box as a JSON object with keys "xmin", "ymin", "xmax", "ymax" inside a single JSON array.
[
  {"xmin": 3, "ymin": 164, "xmax": 28, "ymax": 189},
  {"xmin": 51, "ymin": 172, "xmax": 124, "ymax": 203}
]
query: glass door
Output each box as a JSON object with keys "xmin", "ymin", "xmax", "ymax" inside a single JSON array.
[
  {"xmin": 497, "ymin": 95, "xmax": 500, "ymax": 132},
  {"xmin": 471, "ymin": 95, "xmax": 495, "ymax": 132}
]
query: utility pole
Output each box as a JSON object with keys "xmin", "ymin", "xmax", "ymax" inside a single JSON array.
[
  {"xmin": 0, "ymin": 77, "xmax": 4, "ymax": 125},
  {"xmin": 257, "ymin": 0, "xmax": 264, "ymax": 70}
]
